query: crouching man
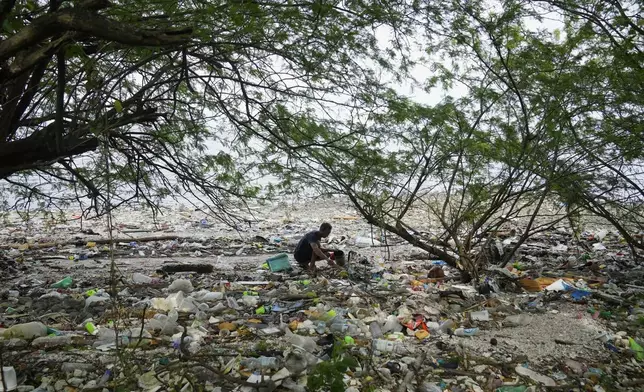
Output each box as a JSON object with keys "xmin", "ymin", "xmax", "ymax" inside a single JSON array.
[{"xmin": 294, "ymin": 222, "xmax": 335, "ymax": 273}]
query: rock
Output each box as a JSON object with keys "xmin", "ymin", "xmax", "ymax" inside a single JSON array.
[
  {"xmin": 564, "ymin": 359, "xmax": 584, "ymax": 375},
  {"xmin": 67, "ymin": 378, "xmax": 83, "ymax": 387},
  {"xmin": 473, "ymin": 365, "xmax": 488, "ymax": 373},
  {"xmin": 39, "ymin": 376, "xmax": 52, "ymax": 388},
  {"xmin": 61, "ymin": 363, "xmax": 95, "ymax": 373},
  {"xmin": 72, "ymin": 369, "xmax": 85, "ymax": 378},
  {"xmin": 54, "ymin": 379, "xmax": 67, "ymax": 392},
  {"xmin": 271, "ymin": 368, "xmax": 291, "ymax": 381},
  {"xmin": 85, "ymin": 295, "xmax": 110, "ymax": 308},
  {"xmin": 1, "ymin": 338, "xmax": 29, "ymax": 348},
  {"xmin": 17, "ymin": 386, "xmax": 36, "ymax": 392},
  {"xmin": 82, "ymin": 380, "xmax": 97, "ymax": 390},
  {"xmin": 3, "ymin": 322, "xmax": 48, "ymax": 339},
  {"xmin": 428, "ymin": 266, "xmax": 445, "ymax": 279},
  {"xmin": 32, "ymin": 335, "xmax": 75, "ymax": 349}
]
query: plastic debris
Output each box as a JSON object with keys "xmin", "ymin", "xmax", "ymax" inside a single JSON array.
[{"xmin": 514, "ymin": 365, "xmax": 556, "ymax": 386}]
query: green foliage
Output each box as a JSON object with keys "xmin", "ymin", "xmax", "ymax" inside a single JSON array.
[
  {"xmin": 0, "ymin": 0, "xmax": 412, "ymax": 220},
  {"xmin": 308, "ymin": 341, "xmax": 359, "ymax": 392}
]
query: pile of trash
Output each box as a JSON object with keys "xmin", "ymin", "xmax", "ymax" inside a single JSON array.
[{"xmin": 0, "ymin": 206, "xmax": 643, "ymax": 392}]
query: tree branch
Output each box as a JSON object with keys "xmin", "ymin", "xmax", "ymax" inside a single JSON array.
[{"xmin": 0, "ymin": 8, "xmax": 192, "ymax": 62}]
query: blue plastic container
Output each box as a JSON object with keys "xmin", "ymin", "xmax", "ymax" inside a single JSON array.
[{"xmin": 266, "ymin": 253, "xmax": 292, "ymax": 272}]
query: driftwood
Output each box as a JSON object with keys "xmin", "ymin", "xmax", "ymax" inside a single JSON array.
[
  {"xmin": 592, "ymin": 291, "xmax": 625, "ymax": 305},
  {"xmin": 1, "ymin": 235, "xmax": 181, "ymax": 249},
  {"xmin": 158, "ymin": 263, "xmax": 214, "ymax": 274}
]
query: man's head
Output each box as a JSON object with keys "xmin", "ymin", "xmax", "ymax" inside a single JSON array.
[{"xmin": 319, "ymin": 222, "xmax": 332, "ymax": 238}]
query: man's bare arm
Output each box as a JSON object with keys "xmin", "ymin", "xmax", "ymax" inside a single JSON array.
[{"xmin": 310, "ymin": 243, "xmax": 328, "ymax": 260}]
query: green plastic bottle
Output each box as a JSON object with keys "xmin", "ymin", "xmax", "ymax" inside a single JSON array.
[
  {"xmin": 629, "ymin": 338, "xmax": 644, "ymax": 361},
  {"xmin": 51, "ymin": 276, "xmax": 72, "ymax": 288}
]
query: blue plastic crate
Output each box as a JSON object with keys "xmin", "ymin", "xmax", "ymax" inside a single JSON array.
[{"xmin": 267, "ymin": 253, "xmax": 292, "ymax": 272}]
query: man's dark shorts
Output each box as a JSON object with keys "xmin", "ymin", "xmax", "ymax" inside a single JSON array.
[{"xmin": 294, "ymin": 253, "xmax": 309, "ymax": 267}]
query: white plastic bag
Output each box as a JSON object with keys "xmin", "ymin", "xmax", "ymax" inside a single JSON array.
[{"xmin": 168, "ymin": 278, "xmax": 194, "ymax": 293}]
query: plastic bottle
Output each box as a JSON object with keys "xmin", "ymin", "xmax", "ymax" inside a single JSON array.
[
  {"xmin": 85, "ymin": 322, "xmax": 98, "ymax": 335},
  {"xmin": 372, "ymin": 339, "xmax": 414, "ymax": 355},
  {"xmin": 284, "ymin": 329, "xmax": 318, "ymax": 351},
  {"xmin": 330, "ymin": 321, "xmax": 349, "ymax": 334},
  {"xmin": 438, "ymin": 319, "xmax": 456, "ymax": 334},
  {"xmin": 503, "ymin": 314, "xmax": 532, "ymax": 327},
  {"xmin": 200, "ymin": 291, "xmax": 224, "ymax": 301},
  {"xmin": 0, "ymin": 366, "xmax": 17, "ymax": 391},
  {"xmin": 369, "ymin": 321, "xmax": 383, "ymax": 338},
  {"xmin": 629, "ymin": 338, "xmax": 644, "ymax": 361},
  {"xmin": 315, "ymin": 321, "xmax": 326, "ymax": 334},
  {"xmin": 226, "ymin": 296, "xmax": 240, "ymax": 310},
  {"xmin": 240, "ymin": 356, "xmax": 280, "ymax": 370},
  {"xmin": 454, "ymin": 327, "xmax": 479, "ymax": 337},
  {"xmin": 51, "ymin": 276, "xmax": 72, "ymax": 288}
]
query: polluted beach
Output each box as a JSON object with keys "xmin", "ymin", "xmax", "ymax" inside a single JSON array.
[
  {"xmin": 1, "ymin": 200, "xmax": 643, "ymax": 391},
  {"xmin": 1, "ymin": 0, "xmax": 643, "ymax": 391}
]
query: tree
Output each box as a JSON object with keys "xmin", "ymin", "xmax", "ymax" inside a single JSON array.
[
  {"xmin": 527, "ymin": 0, "xmax": 644, "ymax": 255},
  {"xmin": 0, "ymin": 0, "xmax": 411, "ymax": 220},
  {"xmin": 257, "ymin": 0, "xmax": 643, "ymax": 278}
]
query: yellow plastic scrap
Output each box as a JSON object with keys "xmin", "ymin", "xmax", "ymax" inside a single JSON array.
[{"xmin": 415, "ymin": 330, "xmax": 430, "ymax": 340}]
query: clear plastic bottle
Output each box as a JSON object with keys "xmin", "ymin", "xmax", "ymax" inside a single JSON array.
[
  {"xmin": 315, "ymin": 321, "xmax": 326, "ymax": 334},
  {"xmin": 330, "ymin": 321, "xmax": 348, "ymax": 334},
  {"xmin": 240, "ymin": 356, "xmax": 280, "ymax": 370},
  {"xmin": 369, "ymin": 321, "xmax": 383, "ymax": 338},
  {"xmin": 438, "ymin": 319, "xmax": 456, "ymax": 334},
  {"xmin": 372, "ymin": 339, "xmax": 414, "ymax": 355},
  {"xmin": 454, "ymin": 327, "xmax": 479, "ymax": 337},
  {"xmin": 0, "ymin": 366, "xmax": 17, "ymax": 391}
]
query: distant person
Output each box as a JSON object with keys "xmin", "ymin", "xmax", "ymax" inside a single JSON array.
[{"xmin": 294, "ymin": 223, "xmax": 335, "ymax": 273}]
